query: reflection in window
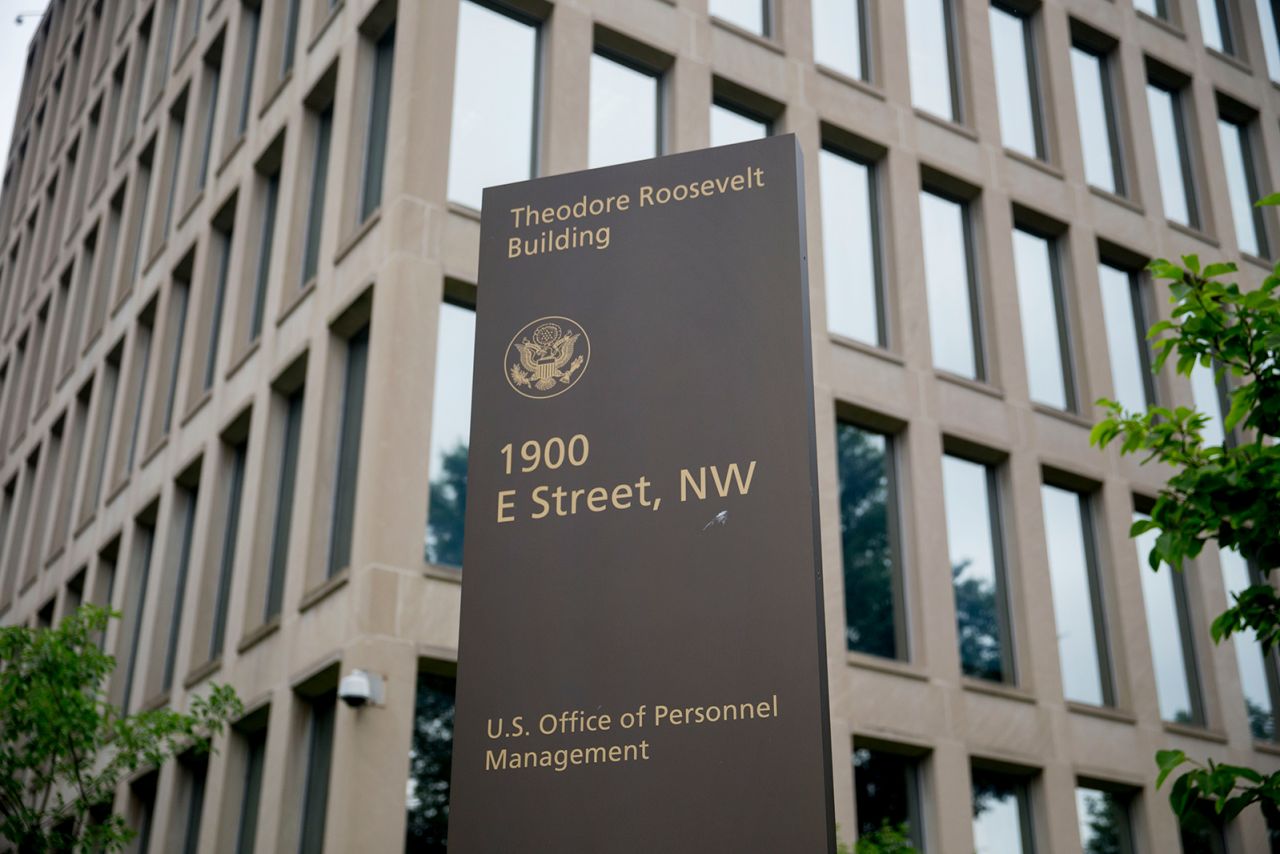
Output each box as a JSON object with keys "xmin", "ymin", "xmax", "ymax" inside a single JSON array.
[
  {"xmin": 1042, "ymin": 483, "xmax": 1111, "ymax": 706},
  {"xmin": 1146, "ymin": 82, "xmax": 1199, "ymax": 229},
  {"xmin": 425, "ymin": 303, "xmax": 475, "ymax": 567},
  {"xmin": 1220, "ymin": 547, "xmax": 1280, "ymax": 741},
  {"xmin": 710, "ymin": 102, "xmax": 768, "ymax": 147},
  {"xmin": 298, "ymin": 694, "xmax": 336, "ymax": 854},
  {"xmin": 1197, "ymin": 0, "xmax": 1232, "ymax": 53},
  {"xmin": 1012, "ymin": 227, "xmax": 1072, "ymax": 410},
  {"xmin": 920, "ymin": 190, "xmax": 982, "ymax": 379},
  {"xmin": 1259, "ymin": 0, "xmax": 1280, "ymax": 84},
  {"xmin": 989, "ymin": 4, "xmax": 1042, "ymax": 159},
  {"xmin": 836, "ymin": 421, "xmax": 902, "ymax": 660},
  {"xmin": 1097, "ymin": 262, "xmax": 1153, "ymax": 414},
  {"xmin": 1136, "ymin": 0, "xmax": 1169, "ymax": 16},
  {"xmin": 1218, "ymin": 116, "xmax": 1269, "ymax": 259},
  {"xmin": 853, "ymin": 747, "xmax": 922, "ymax": 846},
  {"xmin": 710, "ymin": 0, "xmax": 768, "ymax": 35},
  {"xmin": 447, "ymin": 1, "xmax": 538, "ymax": 210},
  {"xmin": 813, "ymin": 0, "xmax": 870, "ymax": 80},
  {"xmin": 1189, "ymin": 362, "xmax": 1227, "ymax": 447},
  {"xmin": 1075, "ymin": 786, "xmax": 1135, "ymax": 854},
  {"xmin": 1135, "ymin": 513, "xmax": 1203, "ymax": 724},
  {"xmin": 589, "ymin": 53, "xmax": 660, "ymax": 169},
  {"xmin": 1070, "ymin": 45, "xmax": 1124, "ymax": 195},
  {"xmin": 944, "ymin": 455, "xmax": 1011, "ymax": 683},
  {"xmin": 819, "ymin": 148, "xmax": 882, "ymax": 346},
  {"xmin": 907, "ymin": 0, "xmax": 959, "ymax": 121},
  {"xmin": 971, "ymin": 768, "xmax": 1032, "ymax": 854},
  {"xmin": 1179, "ymin": 800, "xmax": 1228, "ymax": 854},
  {"xmin": 405, "ymin": 671, "xmax": 455, "ymax": 853},
  {"xmin": 235, "ymin": 726, "xmax": 267, "ymax": 854}
]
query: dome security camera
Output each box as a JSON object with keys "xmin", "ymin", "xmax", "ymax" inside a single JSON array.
[{"xmin": 338, "ymin": 669, "xmax": 384, "ymax": 708}]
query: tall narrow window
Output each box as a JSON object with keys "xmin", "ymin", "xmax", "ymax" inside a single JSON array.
[
  {"xmin": 1134, "ymin": 511, "xmax": 1203, "ymax": 724},
  {"xmin": 158, "ymin": 278, "xmax": 190, "ymax": 436},
  {"xmin": 1217, "ymin": 113, "xmax": 1269, "ymax": 259},
  {"xmin": 248, "ymin": 168, "xmax": 280, "ymax": 342},
  {"xmin": 1220, "ymin": 547, "xmax": 1280, "ymax": 741},
  {"xmin": 426, "ymin": 302, "xmax": 474, "ymax": 567},
  {"xmin": 159, "ymin": 92, "xmax": 187, "ymax": 241},
  {"xmin": 710, "ymin": 101, "xmax": 769, "ymax": 147},
  {"xmin": 1259, "ymin": 0, "xmax": 1280, "ymax": 84},
  {"xmin": 944, "ymin": 454, "xmax": 1012, "ymax": 683},
  {"xmin": 281, "ymin": 0, "xmax": 302, "ymax": 75},
  {"xmin": 298, "ymin": 692, "xmax": 337, "ymax": 854},
  {"xmin": 202, "ymin": 222, "xmax": 234, "ymax": 391},
  {"xmin": 328, "ymin": 328, "xmax": 368, "ymax": 576},
  {"xmin": 1070, "ymin": 44, "xmax": 1125, "ymax": 196},
  {"xmin": 853, "ymin": 745, "xmax": 924, "ymax": 847},
  {"xmin": 820, "ymin": 148, "xmax": 883, "ymax": 346},
  {"xmin": 175, "ymin": 753, "xmax": 208, "ymax": 854},
  {"xmin": 358, "ymin": 24, "xmax": 395, "ymax": 223},
  {"xmin": 265, "ymin": 388, "xmax": 303, "ymax": 617},
  {"xmin": 989, "ymin": 3, "xmax": 1044, "ymax": 159},
  {"xmin": 1042, "ymin": 483, "xmax": 1112, "ymax": 706},
  {"xmin": 300, "ymin": 106, "xmax": 332, "ymax": 286},
  {"xmin": 1198, "ymin": 0, "xmax": 1234, "ymax": 53},
  {"xmin": 121, "ymin": 148, "xmax": 154, "ymax": 292},
  {"xmin": 1146, "ymin": 79, "xmax": 1200, "ymax": 229},
  {"xmin": 162, "ymin": 479, "xmax": 199, "ymax": 693},
  {"xmin": 1012, "ymin": 226, "xmax": 1074, "ymax": 411},
  {"xmin": 446, "ymin": 0, "xmax": 539, "ymax": 211},
  {"xmin": 195, "ymin": 54, "xmax": 221, "ymax": 192},
  {"xmin": 710, "ymin": 0, "xmax": 768, "ymax": 35},
  {"xmin": 211, "ymin": 437, "xmax": 247, "ymax": 659},
  {"xmin": 971, "ymin": 767, "xmax": 1034, "ymax": 854},
  {"xmin": 1076, "ymin": 785, "xmax": 1136, "ymax": 854},
  {"xmin": 1097, "ymin": 262, "xmax": 1155, "ymax": 413},
  {"xmin": 813, "ymin": 0, "xmax": 870, "ymax": 81},
  {"xmin": 236, "ymin": 4, "xmax": 260, "ymax": 137},
  {"xmin": 234, "ymin": 724, "xmax": 268, "ymax": 854},
  {"xmin": 1189, "ymin": 362, "xmax": 1227, "ymax": 447},
  {"xmin": 122, "ymin": 312, "xmax": 155, "ymax": 473},
  {"xmin": 129, "ymin": 772, "xmax": 158, "ymax": 854},
  {"xmin": 405, "ymin": 670, "xmax": 456, "ymax": 852},
  {"xmin": 81, "ymin": 348, "xmax": 121, "ymax": 520},
  {"xmin": 119, "ymin": 518, "xmax": 155, "ymax": 713},
  {"xmin": 589, "ymin": 52, "xmax": 661, "ymax": 169},
  {"xmin": 906, "ymin": 0, "xmax": 960, "ymax": 122},
  {"xmin": 837, "ymin": 421, "xmax": 903, "ymax": 660},
  {"xmin": 920, "ymin": 189, "xmax": 983, "ymax": 379}
]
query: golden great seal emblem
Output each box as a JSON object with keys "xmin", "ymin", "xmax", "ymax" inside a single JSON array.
[{"xmin": 505, "ymin": 316, "xmax": 590, "ymax": 399}]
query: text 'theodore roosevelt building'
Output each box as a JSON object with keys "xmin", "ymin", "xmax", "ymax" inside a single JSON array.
[{"xmin": 1, "ymin": 0, "xmax": 1279, "ymax": 850}]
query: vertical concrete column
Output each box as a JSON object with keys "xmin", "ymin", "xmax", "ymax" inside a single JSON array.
[
  {"xmin": 323, "ymin": 638, "xmax": 421, "ymax": 853},
  {"xmin": 347, "ymin": 0, "xmax": 456, "ymax": 574},
  {"xmin": 670, "ymin": 10, "xmax": 711, "ymax": 155},
  {"xmin": 541, "ymin": 4, "xmax": 593, "ymax": 176}
]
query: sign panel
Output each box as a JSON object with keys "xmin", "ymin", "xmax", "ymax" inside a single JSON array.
[{"xmin": 448, "ymin": 135, "xmax": 834, "ymax": 852}]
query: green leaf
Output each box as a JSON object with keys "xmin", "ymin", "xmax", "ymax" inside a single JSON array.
[
  {"xmin": 1156, "ymin": 749, "xmax": 1188, "ymax": 788},
  {"xmin": 1255, "ymin": 192, "xmax": 1280, "ymax": 208},
  {"xmin": 1202, "ymin": 262, "xmax": 1237, "ymax": 279}
]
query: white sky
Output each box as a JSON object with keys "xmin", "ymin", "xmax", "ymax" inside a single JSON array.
[{"xmin": 0, "ymin": 1, "xmax": 50, "ymax": 168}]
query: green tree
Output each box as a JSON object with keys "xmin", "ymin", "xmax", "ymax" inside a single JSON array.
[
  {"xmin": 1090, "ymin": 194, "xmax": 1280, "ymax": 832},
  {"xmin": 425, "ymin": 441, "xmax": 469, "ymax": 567},
  {"xmin": 0, "ymin": 605, "xmax": 241, "ymax": 852}
]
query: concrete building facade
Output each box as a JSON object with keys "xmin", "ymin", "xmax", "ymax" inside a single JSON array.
[{"xmin": 1, "ymin": 0, "xmax": 1279, "ymax": 850}]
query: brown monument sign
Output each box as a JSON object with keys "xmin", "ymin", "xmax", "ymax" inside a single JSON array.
[{"xmin": 447, "ymin": 135, "xmax": 835, "ymax": 852}]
